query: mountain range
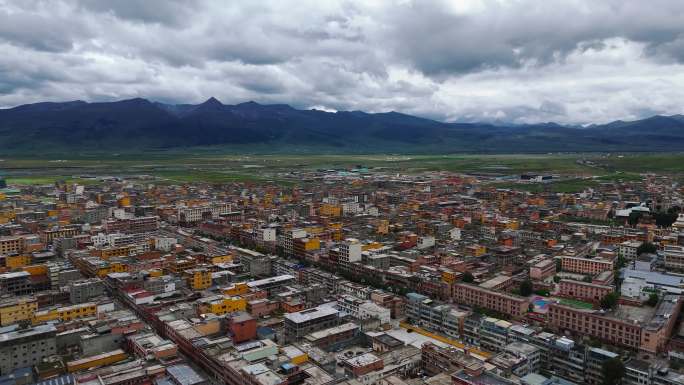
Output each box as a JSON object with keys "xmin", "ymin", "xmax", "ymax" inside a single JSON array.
[{"xmin": 1, "ymin": 97, "xmax": 684, "ymax": 154}]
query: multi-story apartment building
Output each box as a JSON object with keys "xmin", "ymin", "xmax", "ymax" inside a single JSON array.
[
  {"xmin": 489, "ymin": 342, "xmax": 542, "ymax": 378},
  {"xmin": 40, "ymin": 226, "xmax": 80, "ymax": 244},
  {"xmin": 548, "ymin": 295, "xmax": 681, "ymax": 353},
  {"xmin": 547, "ymin": 337, "xmax": 587, "ymax": 384},
  {"xmin": 283, "ymin": 305, "xmax": 339, "ymax": 343},
  {"xmin": 0, "ymin": 271, "xmax": 32, "ymax": 296},
  {"xmin": 585, "ymin": 347, "xmax": 619, "ymax": 385},
  {"xmin": 549, "ymin": 302, "xmax": 642, "ymax": 349},
  {"xmin": 558, "ymin": 279, "xmax": 613, "ymax": 303},
  {"xmin": 0, "ymin": 324, "xmax": 57, "ymax": 374},
  {"xmin": 246, "ymin": 274, "xmax": 295, "ymax": 295},
  {"xmin": 337, "ymin": 295, "xmax": 391, "ymax": 325},
  {"xmin": 529, "ymin": 258, "xmax": 556, "ymax": 281},
  {"xmin": 0, "ymin": 296, "xmax": 37, "ymax": 326},
  {"xmin": 178, "ymin": 203, "xmax": 231, "ymax": 225},
  {"xmin": 0, "ymin": 235, "xmax": 23, "ymax": 255},
  {"xmin": 421, "ymin": 342, "xmax": 482, "ymax": 377},
  {"xmin": 104, "ymin": 216, "xmax": 159, "ymax": 234},
  {"xmin": 451, "ymin": 283, "xmax": 529, "ymax": 319},
  {"xmin": 68, "ymin": 279, "xmax": 105, "ymax": 304},
  {"xmin": 479, "ymin": 317, "xmax": 512, "ymax": 352},
  {"xmin": 338, "ymin": 239, "xmax": 362, "ymax": 263},
  {"xmin": 619, "ymin": 241, "xmax": 642, "ymax": 260},
  {"xmin": 663, "ymin": 245, "xmax": 684, "ymax": 270},
  {"xmin": 561, "ymin": 255, "xmax": 614, "ymax": 275},
  {"xmin": 278, "ymin": 228, "xmax": 307, "ymax": 257},
  {"xmin": 406, "ymin": 292, "xmax": 467, "ymax": 339}
]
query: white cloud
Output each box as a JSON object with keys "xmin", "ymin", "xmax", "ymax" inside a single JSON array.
[{"xmin": 0, "ymin": 0, "xmax": 683, "ymax": 124}]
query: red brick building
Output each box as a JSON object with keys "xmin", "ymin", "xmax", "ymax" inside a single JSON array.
[{"xmin": 228, "ymin": 312, "xmax": 257, "ymax": 343}]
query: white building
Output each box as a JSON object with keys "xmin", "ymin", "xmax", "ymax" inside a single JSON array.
[
  {"xmin": 618, "ymin": 241, "xmax": 642, "ymax": 260},
  {"xmin": 337, "ymin": 295, "xmax": 390, "ymax": 325},
  {"xmin": 278, "ymin": 228, "xmax": 307, "ymax": 257},
  {"xmin": 449, "ymin": 227, "xmax": 461, "ymax": 241},
  {"xmin": 417, "ymin": 236, "xmax": 435, "ymax": 250},
  {"xmin": 177, "ymin": 202, "xmax": 231, "ymax": 224},
  {"xmin": 342, "ymin": 202, "xmax": 361, "ymax": 216},
  {"xmin": 257, "ymin": 228, "xmax": 277, "ymax": 242},
  {"xmin": 155, "ymin": 237, "xmax": 177, "ymax": 252},
  {"xmin": 339, "ymin": 239, "xmax": 362, "ymax": 263}
]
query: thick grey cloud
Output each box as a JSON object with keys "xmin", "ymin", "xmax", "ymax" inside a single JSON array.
[{"xmin": 0, "ymin": 0, "xmax": 683, "ymax": 124}]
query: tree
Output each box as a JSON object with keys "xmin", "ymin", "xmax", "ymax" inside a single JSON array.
[
  {"xmin": 553, "ymin": 275, "xmax": 561, "ymax": 283},
  {"xmin": 628, "ymin": 211, "xmax": 642, "ymax": 226},
  {"xmin": 583, "ymin": 275, "xmax": 593, "ymax": 283},
  {"xmin": 646, "ymin": 293, "xmax": 659, "ymax": 307},
  {"xmin": 653, "ymin": 211, "xmax": 678, "ymax": 228},
  {"xmin": 637, "ymin": 242, "xmax": 657, "ymax": 256},
  {"xmin": 520, "ymin": 280, "xmax": 533, "ymax": 297},
  {"xmin": 602, "ymin": 357, "xmax": 625, "ymax": 385},
  {"xmin": 600, "ymin": 292, "xmax": 619, "ymax": 310},
  {"xmin": 462, "ymin": 272, "xmax": 475, "ymax": 283}
]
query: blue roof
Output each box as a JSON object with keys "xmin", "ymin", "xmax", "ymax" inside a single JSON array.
[
  {"xmin": 622, "ymin": 268, "xmax": 683, "ymax": 288},
  {"xmin": 166, "ymin": 364, "xmax": 205, "ymax": 385},
  {"xmin": 35, "ymin": 375, "xmax": 75, "ymax": 385},
  {"xmin": 0, "ymin": 367, "xmax": 32, "ymax": 385}
]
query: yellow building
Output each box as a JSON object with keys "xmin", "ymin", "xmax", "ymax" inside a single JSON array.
[
  {"xmin": 0, "ymin": 296, "xmax": 37, "ymax": 326},
  {"xmin": 501, "ymin": 220, "xmax": 519, "ymax": 230},
  {"xmin": 211, "ymin": 254, "xmax": 233, "ymax": 264},
  {"xmin": 99, "ymin": 246, "xmax": 131, "ymax": 260},
  {"xmin": 188, "ymin": 268, "xmax": 212, "ymax": 290},
  {"xmin": 223, "ymin": 282, "xmax": 249, "ymax": 296},
  {"xmin": 466, "ymin": 244, "xmax": 487, "ymax": 257},
  {"xmin": 167, "ymin": 258, "xmax": 196, "ymax": 275},
  {"xmin": 300, "ymin": 238, "xmax": 321, "ymax": 251},
  {"xmin": 441, "ymin": 270, "xmax": 457, "ymax": 284},
  {"xmin": 5, "ymin": 255, "xmax": 31, "ymax": 269},
  {"xmin": 283, "ymin": 346, "xmax": 309, "ymax": 365},
  {"xmin": 199, "ymin": 295, "xmax": 247, "ymax": 315},
  {"xmin": 22, "ymin": 264, "xmax": 47, "ymax": 276},
  {"xmin": 117, "ymin": 196, "xmax": 131, "ymax": 207},
  {"xmin": 108, "ymin": 262, "xmax": 129, "ymax": 274},
  {"xmin": 362, "ymin": 241, "xmax": 383, "ymax": 251},
  {"xmin": 328, "ymin": 223, "xmax": 343, "ymax": 241},
  {"xmin": 33, "ymin": 302, "xmax": 97, "ymax": 325},
  {"xmin": 319, "ymin": 204, "xmax": 342, "ymax": 217},
  {"xmin": 376, "ymin": 220, "xmax": 389, "ymax": 235},
  {"xmin": 67, "ymin": 349, "xmax": 127, "ymax": 373}
]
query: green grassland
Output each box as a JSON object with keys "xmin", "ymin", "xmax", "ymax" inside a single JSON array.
[
  {"xmin": 0, "ymin": 152, "xmax": 681, "ymax": 186},
  {"xmin": 557, "ymin": 297, "xmax": 595, "ymax": 310}
]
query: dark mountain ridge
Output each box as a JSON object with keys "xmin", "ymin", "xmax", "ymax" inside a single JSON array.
[{"xmin": 1, "ymin": 97, "xmax": 683, "ymax": 153}]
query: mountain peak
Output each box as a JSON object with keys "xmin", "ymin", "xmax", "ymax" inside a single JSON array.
[
  {"xmin": 201, "ymin": 97, "xmax": 223, "ymax": 106},
  {"xmin": 117, "ymin": 97, "xmax": 151, "ymax": 105},
  {"xmin": 237, "ymin": 101, "xmax": 261, "ymax": 107}
]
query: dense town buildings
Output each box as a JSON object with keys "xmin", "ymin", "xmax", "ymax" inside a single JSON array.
[{"xmin": 0, "ymin": 166, "xmax": 682, "ymax": 385}]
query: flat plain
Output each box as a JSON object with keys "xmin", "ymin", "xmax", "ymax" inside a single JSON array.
[{"xmin": 1, "ymin": 152, "xmax": 684, "ymax": 186}]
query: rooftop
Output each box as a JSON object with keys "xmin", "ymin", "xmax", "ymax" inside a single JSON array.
[
  {"xmin": 285, "ymin": 306, "xmax": 339, "ymax": 324},
  {"xmin": 345, "ymin": 352, "xmax": 381, "ymax": 367},
  {"xmin": 166, "ymin": 364, "xmax": 206, "ymax": 385},
  {"xmin": 247, "ymin": 274, "xmax": 295, "ymax": 288}
]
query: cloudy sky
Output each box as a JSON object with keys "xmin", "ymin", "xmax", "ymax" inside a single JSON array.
[{"xmin": 1, "ymin": 0, "xmax": 684, "ymax": 124}]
